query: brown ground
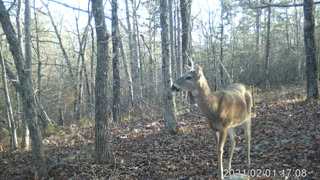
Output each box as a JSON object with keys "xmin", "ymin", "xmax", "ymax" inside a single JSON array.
[{"xmin": 0, "ymin": 92, "xmax": 319, "ymax": 180}]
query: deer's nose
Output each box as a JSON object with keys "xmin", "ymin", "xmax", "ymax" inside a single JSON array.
[{"xmin": 171, "ymin": 84, "xmax": 180, "ymax": 92}]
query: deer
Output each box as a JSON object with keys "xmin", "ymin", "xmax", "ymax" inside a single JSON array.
[{"xmin": 171, "ymin": 57, "xmax": 253, "ymax": 180}]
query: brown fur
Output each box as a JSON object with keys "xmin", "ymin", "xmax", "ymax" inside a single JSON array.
[{"xmin": 172, "ymin": 64, "xmax": 252, "ymax": 180}]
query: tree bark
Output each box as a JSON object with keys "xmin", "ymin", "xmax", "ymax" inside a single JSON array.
[
  {"xmin": 180, "ymin": 0, "xmax": 194, "ymax": 103},
  {"xmin": 74, "ymin": 14, "xmax": 92, "ymax": 121},
  {"xmin": 125, "ymin": 0, "xmax": 139, "ymax": 106},
  {"xmin": 161, "ymin": 0, "xmax": 179, "ymax": 135},
  {"xmin": 180, "ymin": 0, "xmax": 191, "ymax": 68},
  {"xmin": 119, "ymin": 25, "xmax": 133, "ymax": 105},
  {"xmin": 264, "ymin": 1, "xmax": 271, "ymax": 92},
  {"xmin": 303, "ymin": 0, "xmax": 319, "ymax": 100},
  {"xmin": 0, "ymin": 0, "xmax": 48, "ymax": 177},
  {"xmin": 131, "ymin": 0, "xmax": 142, "ymax": 107},
  {"xmin": 169, "ymin": 0, "xmax": 176, "ymax": 79},
  {"xmin": 175, "ymin": 0, "xmax": 182, "ymax": 77},
  {"xmin": 112, "ymin": 0, "xmax": 121, "ymax": 122},
  {"xmin": 0, "ymin": 50, "xmax": 18, "ymax": 149},
  {"xmin": 220, "ymin": 0, "xmax": 225, "ymax": 87},
  {"xmin": 91, "ymin": 0, "xmax": 113, "ymax": 164}
]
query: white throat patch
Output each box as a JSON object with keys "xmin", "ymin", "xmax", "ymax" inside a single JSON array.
[{"xmin": 192, "ymin": 90, "xmax": 199, "ymax": 96}]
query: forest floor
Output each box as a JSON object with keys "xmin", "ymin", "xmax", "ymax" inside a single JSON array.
[{"xmin": 0, "ymin": 90, "xmax": 319, "ymax": 180}]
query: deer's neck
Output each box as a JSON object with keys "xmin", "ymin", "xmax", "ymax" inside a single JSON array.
[
  {"xmin": 192, "ymin": 77, "xmax": 219, "ymax": 116},
  {"xmin": 192, "ymin": 76, "xmax": 211, "ymax": 98}
]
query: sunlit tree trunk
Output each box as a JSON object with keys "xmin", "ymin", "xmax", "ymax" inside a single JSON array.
[
  {"xmin": 161, "ymin": 0, "xmax": 179, "ymax": 135},
  {"xmin": 91, "ymin": 0, "xmax": 113, "ymax": 164}
]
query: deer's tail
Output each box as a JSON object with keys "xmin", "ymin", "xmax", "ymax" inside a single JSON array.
[{"xmin": 243, "ymin": 85, "xmax": 255, "ymax": 117}]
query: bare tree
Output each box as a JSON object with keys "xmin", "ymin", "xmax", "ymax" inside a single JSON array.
[
  {"xmin": 0, "ymin": 50, "xmax": 18, "ymax": 149},
  {"xmin": 161, "ymin": 0, "xmax": 179, "ymax": 135},
  {"xmin": 91, "ymin": 0, "xmax": 113, "ymax": 164},
  {"xmin": 132, "ymin": 0, "xmax": 143, "ymax": 107},
  {"xmin": 264, "ymin": 1, "xmax": 271, "ymax": 92},
  {"xmin": 180, "ymin": 0, "xmax": 191, "ymax": 67},
  {"xmin": 125, "ymin": 0, "xmax": 140, "ymax": 106},
  {"xmin": 169, "ymin": 0, "xmax": 175, "ymax": 79},
  {"xmin": 175, "ymin": 0, "xmax": 182, "ymax": 77},
  {"xmin": 112, "ymin": 0, "xmax": 121, "ymax": 122},
  {"xmin": 0, "ymin": 0, "xmax": 48, "ymax": 177},
  {"xmin": 118, "ymin": 24, "xmax": 134, "ymax": 105},
  {"xmin": 303, "ymin": 0, "xmax": 319, "ymax": 100},
  {"xmin": 219, "ymin": 0, "xmax": 225, "ymax": 87},
  {"xmin": 41, "ymin": 0, "xmax": 74, "ymax": 81}
]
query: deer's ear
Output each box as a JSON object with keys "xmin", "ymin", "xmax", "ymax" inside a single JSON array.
[{"xmin": 194, "ymin": 64, "xmax": 203, "ymax": 77}]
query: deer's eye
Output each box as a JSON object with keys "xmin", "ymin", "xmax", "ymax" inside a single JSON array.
[{"xmin": 186, "ymin": 76, "xmax": 192, "ymax": 80}]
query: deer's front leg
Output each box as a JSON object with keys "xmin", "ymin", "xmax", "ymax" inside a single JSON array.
[{"xmin": 216, "ymin": 129, "xmax": 228, "ymax": 180}]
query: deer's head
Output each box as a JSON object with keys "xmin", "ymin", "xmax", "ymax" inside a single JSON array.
[{"xmin": 171, "ymin": 57, "xmax": 204, "ymax": 92}]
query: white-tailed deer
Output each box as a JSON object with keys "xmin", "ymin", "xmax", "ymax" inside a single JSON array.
[{"xmin": 171, "ymin": 58, "xmax": 252, "ymax": 180}]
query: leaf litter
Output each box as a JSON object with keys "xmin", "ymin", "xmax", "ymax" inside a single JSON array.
[{"xmin": 0, "ymin": 93, "xmax": 319, "ymax": 179}]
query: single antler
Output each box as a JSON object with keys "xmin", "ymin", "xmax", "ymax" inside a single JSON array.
[{"xmin": 185, "ymin": 53, "xmax": 194, "ymax": 69}]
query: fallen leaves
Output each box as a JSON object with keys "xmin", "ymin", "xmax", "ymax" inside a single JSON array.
[{"xmin": 0, "ymin": 95, "xmax": 319, "ymax": 179}]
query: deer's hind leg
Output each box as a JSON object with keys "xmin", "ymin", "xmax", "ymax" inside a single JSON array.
[
  {"xmin": 227, "ymin": 127, "xmax": 236, "ymax": 172},
  {"xmin": 242, "ymin": 118, "xmax": 251, "ymax": 169}
]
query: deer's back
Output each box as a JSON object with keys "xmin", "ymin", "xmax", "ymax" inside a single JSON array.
[{"xmin": 204, "ymin": 83, "xmax": 252, "ymax": 130}]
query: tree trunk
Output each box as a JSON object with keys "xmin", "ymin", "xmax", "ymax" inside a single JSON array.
[
  {"xmin": 33, "ymin": 0, "xmax": 52, "ymax": 128},
  {"xmin": 140, "ymin": 34, "xmax": 154, "ymax": 103},
  {"xmin": 180, "ymin": 0, "xmax": 190, "ymax": 67},
  {"xmin": 294, "ymin": 0, "xmax": 303, "ymax": 79},
  {"xmin": 0, "ymin": 51, "xmax": 18, "ymax": 149},
  {"xmin": 169, "ymin": 0, "xmax": 176, "ymax": 80},
  {"xmin": 131, "ymin": 0, "xmax": 142, "ymax": 107},
  {"xmin": 16, "ymin": 0, "xmax": 23, "ymax": 53},
  {"xmin": 3, "ymin": 55, "xmax": 30, "ymax": 150},
  {"xmin": 21, "ymin": 119, "xmax": 30, "ymax": 149},
  {"xmin": 303, "ymin": 0, "xmax": 319, "ymax": 100},
  {"xmin": 264, "ymin": 2, "xmax": 271, "ymax": 92},
  {"xmin": 180, "ymin": 0, "xmax": 194, "ymax": 103},
  {"xmin": 74, "ymin": 15, "xmax": 92, "ymax": 121},
  {"xmin": 175, "ymin": 0, "xmax": 182, "ymax": 77},
  {"xmin": 119, "ymin": 25, "xmax": 134, "ymax": 105},
  {"xmin": 58, "ymin": 109, "xmax": 64, "ymax": 126},
  {"xmin": 91, "ymin": 0, "xmax": 113, "ymax": 164},
  {"xmin": 0, "ymin": 0, "xmax": 48, "ymax": 177},
  {"xmin": 89, "ymin": 23, "xmax": 95, "ymax": 119},
  {"xmin": 220, "ymin": 0, "xmax": 225, "ymax": 87},
  {"xmin": 112, "ymin": 0, "xmax": 121, "ymax": 122},
  {"xmin": 25, "ymin": 0, "xmax": 48, "ymax": 176},
  {"xmin": 125, "ymin": 0, "xmax": 139, "ymax": 106},
  {"xmin": 255, "ymin": 7, "xmax": 262, "ymax": 82},
  {"xmin": 160, "ymin": 0, "xmax": 179, "ymax": 135}
]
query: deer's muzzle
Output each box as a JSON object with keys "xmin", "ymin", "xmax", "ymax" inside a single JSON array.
[{"xmin": 171, "ymin": 84, "xmax": 180, "ymax": 92}]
